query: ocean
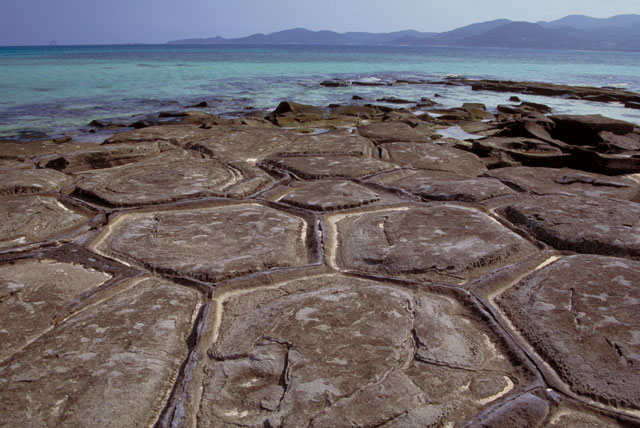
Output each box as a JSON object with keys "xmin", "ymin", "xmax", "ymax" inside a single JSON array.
[{"xmin": 1, "ymin": 44, "xmax": 640, "ymax": 139}]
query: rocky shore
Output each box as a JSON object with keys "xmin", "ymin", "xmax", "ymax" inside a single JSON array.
[{"xmin": 1, "ymin": 80, "xmax": 640, "ymax": 427}]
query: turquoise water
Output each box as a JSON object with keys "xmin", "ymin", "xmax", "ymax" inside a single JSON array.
[{"xmin": 1, "ymin": 44, "xmax": 640, "ymax": 138}]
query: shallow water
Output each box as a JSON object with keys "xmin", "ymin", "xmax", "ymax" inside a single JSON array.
[{"xmin": 1, "ymin": 44, "xmax": 640, "ymax": 137}]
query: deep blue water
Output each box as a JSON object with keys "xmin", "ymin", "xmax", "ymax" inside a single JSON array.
[{"xmin": 1, "ymin": 44, "xmax": 640, "ymax": 138}]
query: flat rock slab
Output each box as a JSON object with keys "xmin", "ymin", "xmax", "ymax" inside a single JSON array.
[
  {"xmin": 187, "ymin": 126, "xmax": 295, "ymax": 162},
  {"xmin": 0, "ymin": 139, "xmax": 98, "ymax": 159},
  {"xmin": 0, "ymin": 277, "xmax": 200, "ymax": 427},
  {"xmin": 75, "ymin": 151, "xmax": 273, "ymax": 206},
  {"xmin": 104, "ymin": 124, "xmax": 214, "ymax": 147},
  {"xmin": 199, "ymin": 274, "xmax": 526, "ymax": 428},
  {"xmin": 276, "ymin": 131, "xmax": 375, "ymax": 157},
  {"xmin": 381, "ymin": 142, "xmax": 487, "ymax": 176},
  {"xmin": 488, "ymin": 166, "xmax": 640, "ymax": 201},
  {"xmin": 0, "ymin": 159, "xmax": 33, "ymax": 170},
  {"xmin": 281, "ymin": 180, "xmax": 380, "ymax": 211},
  {"xmin": 0, "ymin": 168, "xmax": 73, "ymax": 196},
  {"xmin": 500, "ymin": 194, "xmax": 640, "ymax": 258},
  {"xmin": 330, "ymin": 205, "xmax": 537, "ymax": 285},
  {"xmin": 94, "ymin": 204, "xmax": 308, "ymax": 282},
  {"xmin": 369, "ymin": 169, "xmax": 515, "ymax": 202},
  {"xmin": 550, "ymin": 114, "xmax": 637, "ymax": 146},
  {"xmin": 358, "ymin": 121, "xmax": 435, "ymax": 143},
  {"xmin": 0, "ymin": 196, "xmax": 91, "ymax": 252},
  {"xmin": 498, "ymin": 255, "xmax": 640, "ymax": 409},
  {"xmin": 0, "ymin": 259, "xmax": 112, "ymax": 361},
  {"xmin": 266, "ymin": 155, "xmax": 396, "ymax": 179},
  {"xmin": 472, "ymin": 137, "xmax": 570, "ymax": 167}
]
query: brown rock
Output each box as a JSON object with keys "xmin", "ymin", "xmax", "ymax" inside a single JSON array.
[
  {"xmin": 276, "ymin": 131, "xmax": 375, "ymax": 157},
  {"xmin": 357, "ymin": 121, "xmax": 435, "ymax": 143},
  {"xmin": 0, "ymin": 169, "xmax": 73, "ymax": 195},
  {"xmin": 266, "ymin": 101, "xmax": 326, "ymax": 126},
  {"xmin": 328, "ymin": 104, "xmax": 378, "ymax": 119},
  {"xmin": 281, "ymin": 180, "xmax": 380, "ymax": 211},
  {"xmin": 472, "ymin": 137, "xmax": 571, "ymax": 168},
  {"xmin": 550, "ymin": 114, "xmax": 637, "ymax": 146},
  {"xmin": 382, "ymin": 141, "xmax": 487, "ymax": 176},
  {"xmin": 103, "ymin": 124, "xmax": 214, "ymax": 147},
  {"xmin": 265, "ymin": 155, "xmax": 396, "ymax": 179},
  {"xmin": 0, "ymin": 139, "xmax": 98, "ymax": 160}
]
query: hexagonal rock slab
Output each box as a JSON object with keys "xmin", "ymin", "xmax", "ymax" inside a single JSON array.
[
  {"xmin": 0, "ymin": 259, "xmax": 112, "ymax": 361},
  {"xmin": 498, "ymin": 255, "xmax": 640, "ymax": 410},
  {"xmin": 103, "ymin": 124, "xmax": 214, "ymax": 147},
  {"xmin": 281, "ymin": 180, "xmax": 380, "ymax": 211},
  {"xmin": 0, "ymin": 277, "xmax": 200, "ymax": 427},
  {"xmin": 500, "ymin": 194, "xmax": 640, "ymax": 258},
  {"xmin": 266, "ymin": 155, "xmax": 396, "ymax": 179},
  {"xmin": 381, "ymin": 142, "xmax": 487, "ymax": 176},
  {"xmin": 0, "ymin": 196, "xmax": 91, "ymax": 252},
  {"xmin": 93, "ymin": 204, "xmax": 308, "ymax": 282},
  {"xmin": 0, "ymin": 168, "xmax": 73, "ymax": 196},
  {"xmin": 187, "ymin": 126, "xmax": 295, "ymax": 162},
  {"xmin": 329, "ymin": 205, "xmax": 537, "ymax": 285},
  {"xmin": 276, "ymin": 131, "xmax": 375, "ymax": 157},
  {"xmin": 368, "ymin": 169, "xmax": 515, "ymax": 202},
  {"xmin": 199, "ymin": 274, "xmax": 528, "ymax": 428},
  {"xmin": 358, "ymin": 121, "xmax": 435, "ymax": 144},
  {"xmin": 75, "ymin": 151, "xmax": 273, "ymax": 206}
]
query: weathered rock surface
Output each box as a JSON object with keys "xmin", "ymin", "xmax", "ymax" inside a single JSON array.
[
  {"xmin": 281, "ymin": 180, "xmax": 380, "ymax": 211},
  {"xmin": 0, "ymin": 138, "xmax": 98, "ymax": 159},
  {"xmin": 500, "ymin": 194, "xmax": 640, "ymax": 258},
  {"xmin": 330, "ymin": 205, "xmax": 537, "ymax": 285},
  {"xmin": 93, "ymin": 204, "xmax": 308, "ymax": 282},
  {"xmin": 0, "ymin": 196, "xmax": 91, "ymax": 251},
  {"xmin": 103, "ymin": 124, "xmax": 214, "ymax": 147},
  {"xmin": 276, "ymin": 131, "xmax": 375, "ymax": 157},
  {"xmin": 498, "ymin": 255, "xmax": 640, "ymax": 409},
  {"xmin": 382, "ymin": 141, "xmax": 487, "ymax": 176},
  {"xmin": 266, "ymin": 155, "xmax": 396, "ymax": 179},
  {"xmin": 550, "ymin": 114, "xmax": 637, "ymax": 146},
  {"xmin": 0, "ymin": 168, "xmax": 73, "ymax": 195},
  {"xmin": 488, "ymin": 166, "xmax": 640, "ymax": 200},
  {"xmin": 75, "ymin": 151, "xmax": 272, "ymax": 206},
  {"xmin": 369, "ymin": 169, "xmax": 515, "ymax": 202},
  {"xmin": 266, "ymin": 101, "xmax": 327, "ymax": 126},
  {"xmin": 0, "ymin": 277, "xmax": 200, "ymax": 428},
  {"xmin": 472, "ymin": 137, "xmax": 571, "ymax": 168},
  {"xmin": 358, "ymin": 121, "xmax": 435, "ymax": 143},
  {"xmin": 199, "ymin": 274, "xmax": 528, "ymax": 428}
]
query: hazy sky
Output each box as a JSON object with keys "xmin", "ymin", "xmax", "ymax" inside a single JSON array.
[{"xmin": 1, "ymin": 0, "xmax": 638, "ymax": 45}]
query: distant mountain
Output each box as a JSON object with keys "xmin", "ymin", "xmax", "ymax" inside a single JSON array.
[{"xmin": 167, "ymin": 14, "xmax": 640, "ymax": 52}]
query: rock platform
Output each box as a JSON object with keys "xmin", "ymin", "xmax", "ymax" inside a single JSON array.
[{"xmin": 1, "ymin": 89, "xmax": 640, "ymax": 427}]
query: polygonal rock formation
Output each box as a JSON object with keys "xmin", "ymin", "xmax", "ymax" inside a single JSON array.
[
  {"xmin": 103, "ymin": 124, "xmax": 214, "ymax": 147},
  {"xmin": 358, "ymin": 121, "xmax": 435, "ymax": 144},
  {"xmin": 198, "ymin": 274, "xmax": 529, "ymax": 428},
  {"xmin": 0, "ymin": 277, "xmax": 200, "ymax": 427},
  {"xmin": 266, "ymin": 155, "xmax": 396, "ymax": 179},
  {"xmin": 550, "ymin": 114, "xmax": 637, "ymax": 146},
  {"xmin": 187, "ymin": 126, "xmax": 295, "ymax": 162},
  {"xmin": 488, "ymin": 166, "xmax": 640, "ymax": 201},
  {"xmin": 500, "ymin": 194, "xmax": 640, "ymax": 258},
  {"xmin": 93, "ymin": 204, "xmax": 308, "ymax": 282},
  {"xmin": 0, "ymin": 138, "xmax": 97, "ymax": 159},
  {"xmin": 329, "ymin": 205, "xmax": 537, "ymax": 285},
  {"xmin": 276, "ymin": 131, "xmax": 375, "ymax": 157},
  {"xmin": 0, "ymin": 196, "xmax": 91, "ymax": 251},
  {"xmin": 281, "ymin": 180, "xmax": 380, "ymax": 211},
  {"xmin": 381, "ymin": 142, "xmax": 487, "ymax": 176},
  {"xmin": 472, "ymin": 137, "xmax": 570, "ymax": 168},
  {"xmin": 75, "ymin": 151, "xmax": 273, "ymax": 206},
  {"xmin": 498, "ymin": 255, "xmax": 640, "ymax": 409},
  {"xmin": 368, "ymin": 169, "xmax": 515, "ymax": 202},
  {"xmin": 0, "ymin": 168, "xmax": 73, "ymax": 196},
  {"xmin": 266, "ymin": 101, "xmax": 327, "ymax": 126},
  {"xmin": 0, "ymin": 259, "xmax": 112, "ymax": 361}
]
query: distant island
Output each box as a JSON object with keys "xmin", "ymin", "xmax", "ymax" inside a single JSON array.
[{"xmin": 167, "ymin": 14, "xmax": 640, "ymax": 52}]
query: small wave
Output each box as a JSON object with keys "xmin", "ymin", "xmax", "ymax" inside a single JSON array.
[{"xmin": 357, "ymin": 76, "xmax": 382, "ymax": 83}]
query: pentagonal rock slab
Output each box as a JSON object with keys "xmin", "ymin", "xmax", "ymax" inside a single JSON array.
[
  {"xmin": 281, "ymin": 180, "xmax": 380, "ymax": 211},
  {"xmin": 266, "ymin": 155, "xmax": 396, "ymax": 179},
  {"xmin": 93, "ymin": 204, "xmax": 308, "ymax": 282},
  {"xmin": 0, "ymin": 277, "xmax": 200, "ymax": 427},
  {"xmin": 381, "ymin": 142, "xmax": 487, "ymax": 176},
  {"xmin": 199, "ymin": 274, "xmax": 528, "ymax": 428},
  {"xmin": 369, "ymin": 169, "xmax": 515, "ymax": 202},
  {"xmin": 500, "ymin": 194, "xmax": 640, "ymax": 258},
  {"xmin": 329, "ymin": 205, "xmax": 537, "ymax": 285},
  {"xmin": 0, "ymin": 168, "xmax": 73, "ymax": 196},
  {"xmin": 103, "ymin": 124, "xmax": 214, "ymax": 147},
  {"xmin": 276, "ymin": 131, "xmax": 375, "ymax": 157},
  {"xmin": 358, "ymin": 121, "xmax": 435, "ymax": 143},
  {"xmin": 0, "ymin": 196, "xmax": 91, "ymax": 251},
  {"xmin": 75, "ymin": 151, "xmax": 273, "ymax": 206},
  {"xmin": 498, "ymin": 255, "xmax": 640, "ymax": 409}
]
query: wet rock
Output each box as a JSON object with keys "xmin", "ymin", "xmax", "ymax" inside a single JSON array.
[
  {"xmin": 626, "ymin": 101, "xmax": 640, "ymax": 110},
  {"xmin": 281, "ymin": 180, "xmax": 380, "ymax": 211},
  {"xmin": 376, "ymin": 96, "xmax": 415, "ymax": 104},
  {"xmin": 368, "ymin": 169, "xmax": 515, "ymax": 202},
  {"xmin": 75, "ymin": 151, "xmax": 273, "ymax": 206},
  {"xmin": 0, "ymin": 259, "xmax": 111, "ymax": 361},
  {"xmin": 320, "ymin": 80, "xmax": 349, "ymax": 87},
  {"xmin": 509, "ymin": 96, "xmax": 521, "ymax": 102},
  {"xmin": 0, "ymin": 277, "xmax": 200, "ymax": 427},
  {"xmin": 500, "ymin": 194, "xmax": 640, "ymax": 258},
  {"xmin": 498, "ymin": 255, "xmax": 640, "ymax": 409},
  {"xmin": 597, "ymin": 131, "xmax": 640, "ymax": 154},
  {"xmin": 266, "ymin": 101, "xmax": 327, "ymax": 126},
  {"xmin": 157, "ymin": 111, "xmax": 221, "ymax": 126},
  {"xmin": 0, "ymin": 168, "xmax": 73, "ymax": 195},
  {"xmin": 459, "ymin": 120, "xmax": 495, "ymax": 134},
  {"xmin": 276, "ymin": 131, "xmax": 375, "ymax": 157},
  {"xmin": 488, "ymin": 166, "xmax": 640, "ymax": 201},
  {"xmin": 550, "ymin": 114, "xmax": 636, "ymax": 146},
  {"xmin": 103, "ymin": 124, "xmax": 214, "ymax": 147},
  {"xmin": 472, "ymin": 392, "xmax": 550, "ymax": 428},
  {"xmin": 93, "ymin": 204, "xmax": 308, "ymax": 282},
  {"xmin": 0, "ymin": 196, "xmax": 91, "ymax": 252},
  {"xmin": 199, "ymin": 274, "xmax": 528, "ymax": 428},
  {"xmin": 187, "ymin": 101, "xmax": 208, "ymax": 108},
  {"xmin": 461, "ymin": 103, "xmax": 494, "ymax": 120},
  {"xmin": 472, "ymin": 137, "xmax": 570, "ymax": 168},
  {"xmin": 265, "ymin": 155, "xmax": 396, "ymax": 179},
  {"xmin": 330, "ymin": 205, "xmax": 537, "ymax": 285},
  {"xmin": 357, "ymin": 121, "xmax": 435, "ymax": 144},
  {"xmin": 328, "ymin": 104, "xmax": 378, "ymax": 119},
  {"xmin": 382, "ymin": 142, "xmax": 487, "ymax": 176}
]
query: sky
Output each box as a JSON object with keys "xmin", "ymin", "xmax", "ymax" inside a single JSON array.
[{"xmin": 0, "ymin": 0, "xmax": 638, "ymax": 45}]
